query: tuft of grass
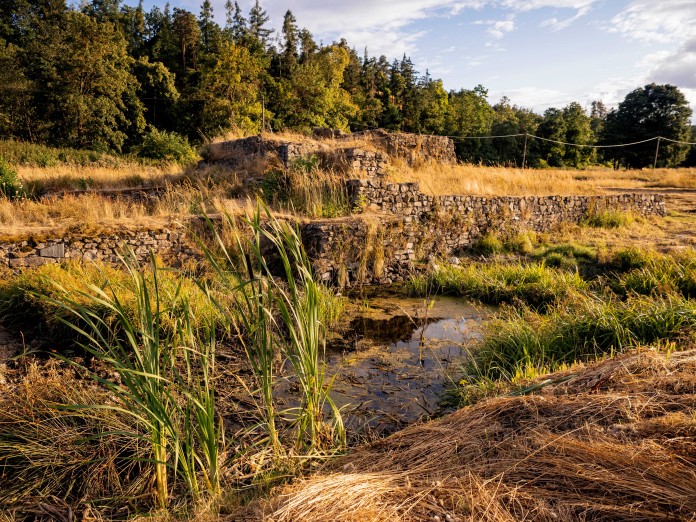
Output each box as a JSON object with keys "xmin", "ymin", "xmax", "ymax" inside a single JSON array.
[
  {"xmin": 408, "ymin": 261, "xmax": 587, "ymax": 311},
  {"xmin": 612, "ymin": 249, "xmax": 696, "ymax": 299},
  {"xmin": 473, "ymin": 232, "xmax": 503, "ymax": 255},
  {"xmin": 584, "ymin": 209, "xmax": 635, "ymax": 229}
]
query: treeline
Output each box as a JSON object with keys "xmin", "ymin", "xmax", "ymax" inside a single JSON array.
[{"xmin": 0, "ymin": 0, "xmax": 694, "ymax": 168}]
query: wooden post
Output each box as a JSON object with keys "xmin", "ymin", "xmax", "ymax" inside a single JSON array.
[
  {"xmin": 653, "ymin": 136, "xmax": 661, "ymax": 170},
  {"xmin": 522, "ymin": 132, "xmax": 528, "ymax": 169}
]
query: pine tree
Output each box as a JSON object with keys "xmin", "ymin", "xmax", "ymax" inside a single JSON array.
[
  {"xmin": 280, "ymin": 10, "xmax": 298, "ymax": 76},
  {"xmin": 248, "ymin": 0, "xmax": 273, "ymax": 52},
  {"xmin": 199, "ymin": 0, "xmax": 214, "ymax": 51}
]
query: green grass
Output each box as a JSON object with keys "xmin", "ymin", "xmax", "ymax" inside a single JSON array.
[
  {"xmin": 583, "ymin": 209, "xmax": 636, "ymax": 229},
  {"xmin": 407, "ymin": 261, "xmax": 587, "ymax": 311},
  {"xmin": 0, "ymin": 139, "xmax": 123, "ymax": 167},
  {"xmin": 470, "ymin": 293, "xmax": 696, "ymax": 382},
  {"xmin": 0, "ymin": 260, "xmax": 225, "ymax": 348}
]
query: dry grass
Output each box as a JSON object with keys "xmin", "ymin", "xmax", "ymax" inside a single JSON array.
[
  {"xmin": 240, "ymin": 347, "xmax": 696, "ymax": 521},
  {"xmin": 389, "ymin": 161, "xmax": 696, "ymax": 196},
  {"xmin": 17, "ymin": 163, "xmax": 182, "ymax": 193}
]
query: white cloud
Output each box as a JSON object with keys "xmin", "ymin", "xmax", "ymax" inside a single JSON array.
[
  {"xmin": 608, "ymin": 0, "xmax": 696, "ymax": 44},
  {"xmin": 490, "ymin": 86, "xmax": 570, "ymax": 111},
  {"xmin": 540, "ymin": 4, "xmax": 591, "ymax": 31},
  {"xmin": 474, "ymin": 15, "xmax": 515, "ymax": 41}
]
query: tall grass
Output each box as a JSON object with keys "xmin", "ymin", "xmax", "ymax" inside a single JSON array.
[
  {"xmin": 41, "ymin": 253, "xmax": 224, "ymax": 507},
  {"xmin": 471, "ymin": 293, "xmax": 696, "ymax": 381},
  {"xmin": 200, "ymin": 203, "xmax": 345, "ymax": 455}
]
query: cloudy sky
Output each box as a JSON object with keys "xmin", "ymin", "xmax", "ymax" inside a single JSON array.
[{"xmin": 135, "ymin": 0, "xmax": 696, "ymax": 115}]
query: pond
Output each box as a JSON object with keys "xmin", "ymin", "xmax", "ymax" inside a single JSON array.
[{"xmin": 313, "ymin": 295, "xmax": 488, "ymax": 436}]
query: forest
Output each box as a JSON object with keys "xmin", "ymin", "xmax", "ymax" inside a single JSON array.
[{"xmin": 0, "ymin": 0, "xmax": 694, "ymax": 169}]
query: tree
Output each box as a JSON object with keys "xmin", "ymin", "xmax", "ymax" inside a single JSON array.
[
  {"xmin": 172, "ymin": 8, "xmax": 200, "ymax": 72},
  {"xmin": 537, "ymin": 108, "xmax": 567, "ymax": 166},
  {"xmin": 280, "ymin": 10, "xmax": 298, "ymax": 76},
  {"xmin": 248, "ymin": 0, "xmax": 273, "ymax": 53},
  {"xmin": 196, "ymin": 41, "xmax": 263, "ymax": 135},
  {"xmin": 602, "ymin": 83, "xmax": 693, "ymax": 168},
  {"xmin": 198, "ymin": 0, "xmax": 215, "ymax": 52},
  {"xmin": 281, "ymin": 45, "xmax": 358, "ymax": 130},
  {"xmin": 445, "ymin": 85, "xmax": 494, "ymax": 161},
  {"xmin": 561, "ymin": 102, "xmax": 594, "ymax": 167},
  {"xmin": 25, "ymin": 11, "xmax": 143, "ymax": 150}
]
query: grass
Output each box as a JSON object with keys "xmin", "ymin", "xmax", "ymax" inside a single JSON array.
[
  {"xmin": 472, "ymin": 293, "xmax": 696, "ymax": 380},
  {"xmin": 0, "ymin": 259, "xmax": 224, "ymax": 347},
  {"xmin": 46, "ymin": 254, "xmax": 224, "ymax": 506},
  {"xmin": 407, "ymin": 261, "xmax": 587, "ymax": 311},
  {"xmin": 0, "ymin": 360, "xmax": 154, "ymax": 513},
  {"xmin": 240, "ymin": 347, "xmax": 696, "ymax": 521},
  {"xmin": 388, "ymin": 160, "xmax": 696, "ymax": 196},
  {"xmin": 201, "ymin": 204, "xmax": 346, "ymax": 454}
]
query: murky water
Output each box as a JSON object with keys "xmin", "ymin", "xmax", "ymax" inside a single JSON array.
[{"xmin": 324, "ymin": 296, "xmax": 488, "ymax": 435}]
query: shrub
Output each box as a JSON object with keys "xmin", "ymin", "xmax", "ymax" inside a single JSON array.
[
  {"xmin": 0, "ymin": 157, "xmax": 24, "ymax": 200},
  {"xmin": 139, "ymin": 127, "xmax": 198, "ymax": 164}
]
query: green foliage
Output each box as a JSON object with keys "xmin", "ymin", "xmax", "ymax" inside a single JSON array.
[
  {"xmin": 473, "ymin": 232, "xmax": 503, "ymax": 255},
  {"xmin": 138, "ymin": 126, "xmax": 198, "ymax": 163},
  {"xmin": 42, "ymin": 255, "xmax": 224, "ymax": 506},
  {"xmin": 0, "ymin": 139, "xmax": 118, "ymax": 167},
  {"xmin": 0, "ymin": 156, "xmax": 23, "ymax": 199},
  {"xmin": 612, "ymin": 250, "xmax": 696, "ymax": 298},
  {"xmin": 602, "ymin": 83, "xmax": 692, "ymax": 168},
  {"xmin": 609, "ymin": 247, "xmax": 651, "ymax": 271},
  {"xmin": 0, "ymin": 261, "xmax": 222, "ymax": 346},
  {"xmin": 200, "ymin": 203, "xmax": 346, "ymax": 457},
  {"xmin": 533, "ymin": 242, "xmax": 597, "ymax": 268}
]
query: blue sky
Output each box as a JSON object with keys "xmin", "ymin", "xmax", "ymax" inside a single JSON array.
[{"xmin": 130, "ymin": 0, "xmax": 696, "ymax": 115}]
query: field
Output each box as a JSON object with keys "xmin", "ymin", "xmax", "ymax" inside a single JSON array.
[{"xmin": 1, "ymin": 136, "xmax": 695, "ymax": 521}]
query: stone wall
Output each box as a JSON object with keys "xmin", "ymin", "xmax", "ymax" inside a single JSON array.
[
  {"xmin": 347, "ymin": 179, "xmax": 666, "ymax": 222},
  {"xmin": 353, "ymin": 130, "xmax": 456, "ymax": 165},
  {"xmin": 302, "ymin": 181, "xmax": 667, "ymax": 286},
  {"xmin": 205, "ymin": 129, "xmax": 455, "ymax": 177},
  {"xmin": 0, "ymin": 227, "xmax": 198, "ymax": 270}
]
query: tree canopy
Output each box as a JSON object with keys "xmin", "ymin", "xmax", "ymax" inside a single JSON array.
[{"xmin": 0, "ymin": 0, "xmax": 693, "ymax": 168}]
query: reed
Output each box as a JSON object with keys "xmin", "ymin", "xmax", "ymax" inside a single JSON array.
[{"xmin": 39, "ymin": 253, "xmax": 224, "ymax": 507}]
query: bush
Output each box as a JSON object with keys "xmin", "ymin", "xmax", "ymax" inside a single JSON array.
[
  {"xmin": 0, "ymin": 157, "xmax": 24, "ymax": 200},
  {"xmin": 139, "ymin": 127, "xmax": 198, "ymax": 164}
]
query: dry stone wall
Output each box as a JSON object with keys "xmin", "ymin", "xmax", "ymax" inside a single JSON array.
[
  {"xmin": 352, "ymin": 130, "xmax": 456, "ymax": 165},
  {"xmin": 0, "ymin": 227, "xmax": 198, "ymax": 270},
  {"xmin": 301, "ymin": 180, "xmax": 667, "ymax": 286}
]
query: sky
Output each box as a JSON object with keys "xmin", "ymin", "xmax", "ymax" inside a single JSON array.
[{"xmin": 131, "ymin": 0, "xmax": 696, "ymax": 115}]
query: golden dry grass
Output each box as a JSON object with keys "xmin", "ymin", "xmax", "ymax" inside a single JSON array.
[
  {"xmin": 389, "ymin": 161, "xmax": 696, "ymax": 196},
  {"xmin": 16, "ymin": 163, "xmax": 183, "ymax": 193},
  {"xmin": 240, "ymin": 347, "xmax": 696, "ymax": 522}
]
